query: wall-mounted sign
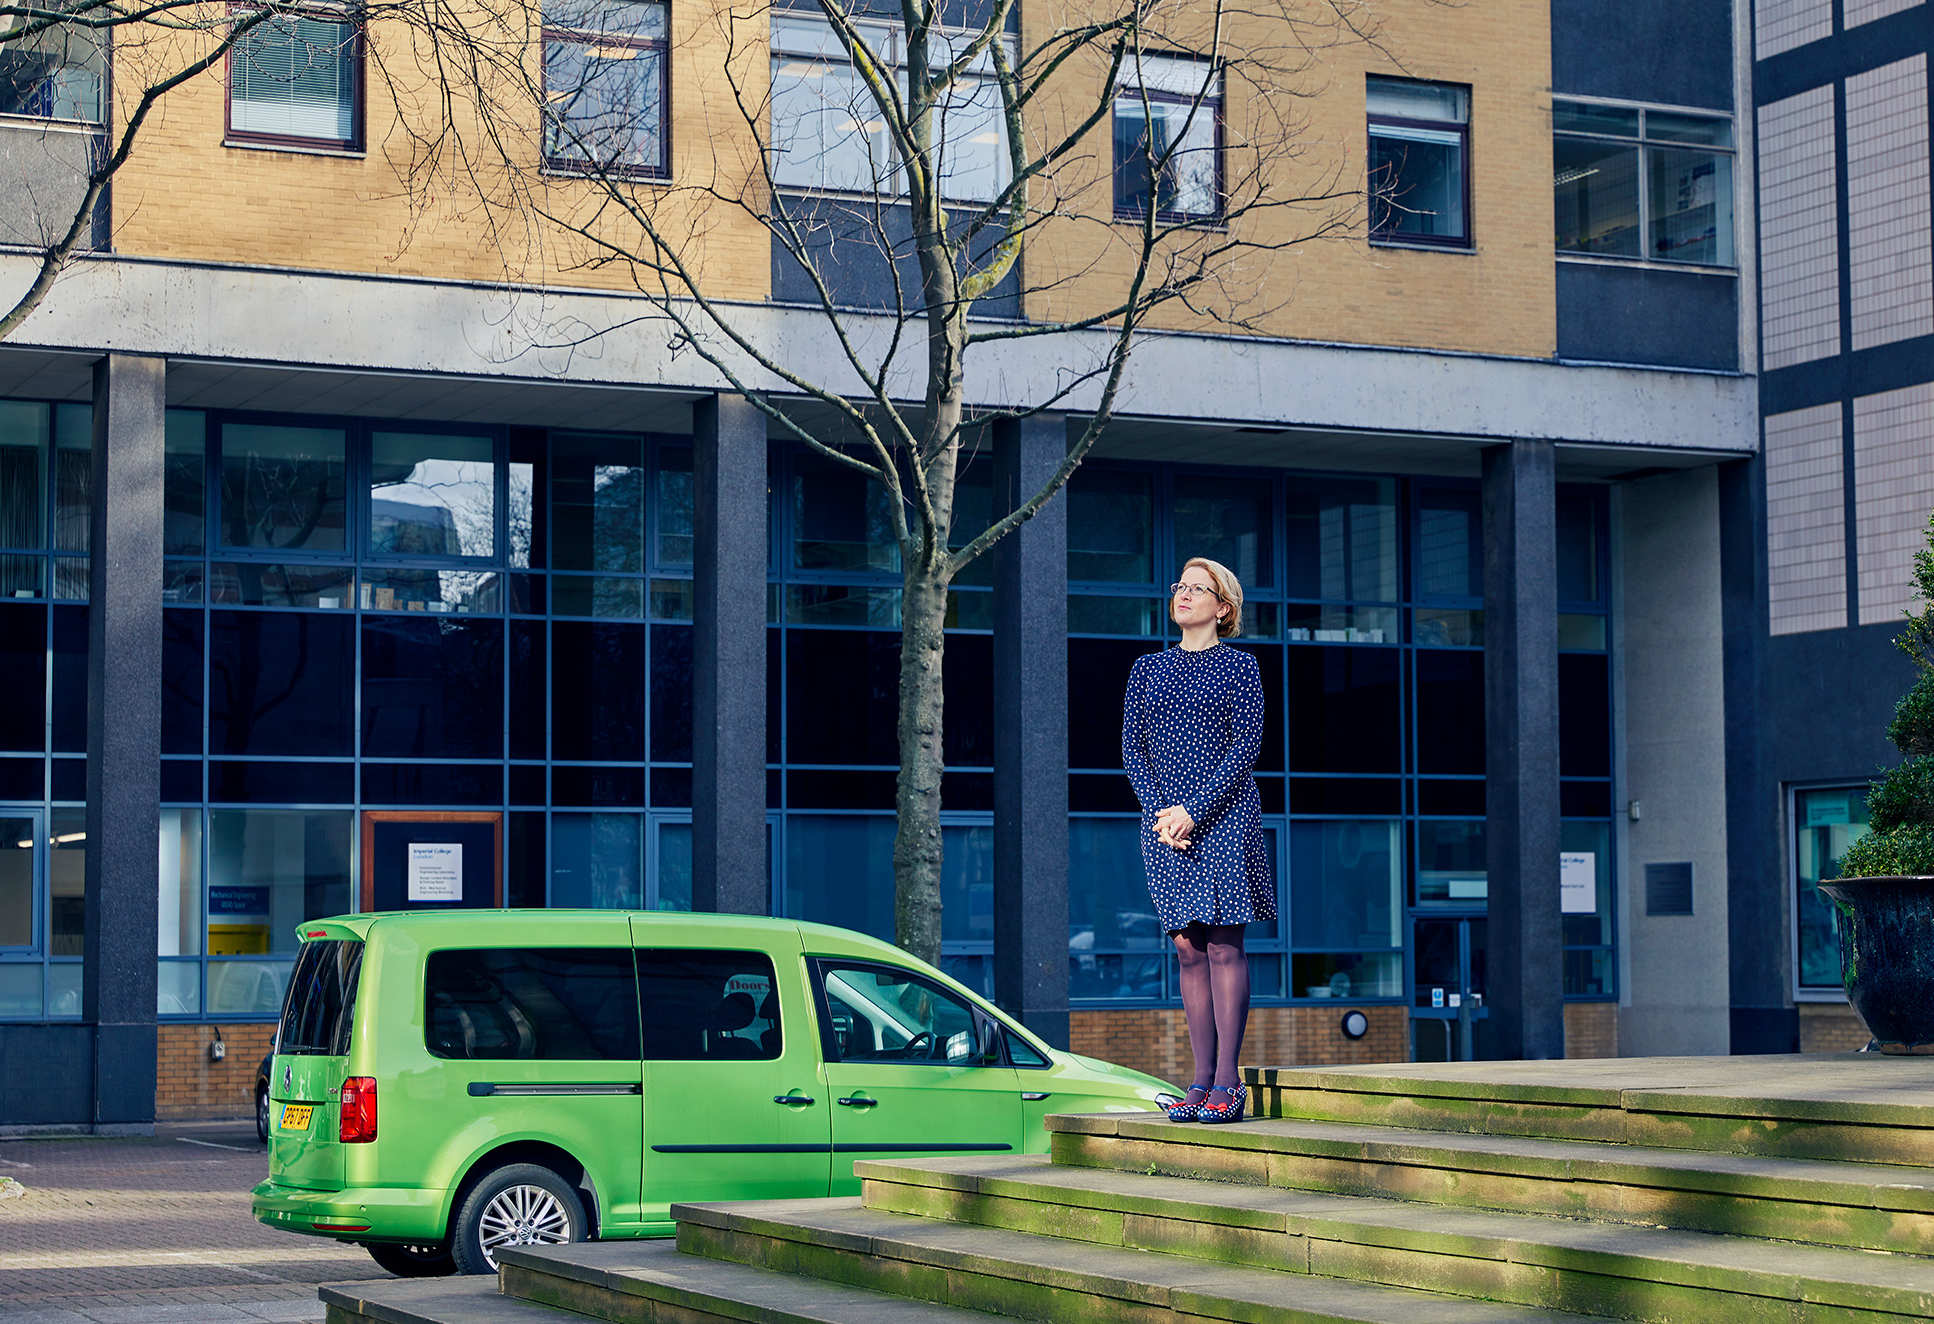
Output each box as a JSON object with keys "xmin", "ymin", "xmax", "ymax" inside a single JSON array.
[
  {"xmin": 408, "ymin": 843, "xmax": 464, "ymax": 902},
  {"xmin": 1804, "ymin": 793, "xmax": 1851, "ymax": 829},
  {"xmin": 1560, "ymin": 852, "xmax": 1596, "ymax": 914}
]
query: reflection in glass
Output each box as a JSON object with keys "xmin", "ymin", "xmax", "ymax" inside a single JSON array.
[
  {"xmin": 1416, "ymin": 820, "xmax": 1485, "ymax": 905},
  {"xmin": 1174, "ymin": 474, "xmax": 1270, "ymax": 589},
  {"xmin": 359, "ymin": 567, "xmax": 501, "ymax": 614},
  {"xmin": 48, "ymin": 808, "xmax": 84, "ymax": 955},
  {"xmin": 165, "ymin": 411, "xmax": 206, "ymax": 555},
  {"xmin": 52, "ymin": 556, "xmax": 86, "ymax": 600},
  {"xmin": 655, "ymin": 451, "xmax": 692, "ymax": 567},
  {"xmin": 551, "ymin": 575, "xmax": 642, "ymax": 619},
  {"xmin": 786, "ymin": 583, "xmax": 900, "ymax": 627},
  {"xmin": 792, "ymin": 457, "xmax": 900, "ymax": 574},
  {"xmin": 1649, "ymin": 146, "xmax": 1732, "ymax": 266},
  {"xmin": 46, "ymin": 962, "xmax": 79, "ymax": 1017},
  {"xmin": 1558, "ymin": 614, "xmax": 1607, "ymax": 650},
  {"xmin": 163, "ymin": 562, "xmax": 204, "ymax": 604},
  {"xmin": 1553, "ymin": 137, "xmax": 1640, "ymax": 257},
  {"xmin": 1284, "ymin": 477, "xmax": 1397, "ymax": 603},
  {"xmin": 1067, "ymin": 469, "xmax": 1153, "ymax": 583},
  {"xmin": 159, "ymin": 808, "xmax": 204, "ymax": 958},
  {"xmin": 362, "ymin": 618, "xmax": 504, "ymax": 759},
  {"xmin": 0, "ymin": 400, "xmax": 46, "ymax": 551},
  {"xmin": 207, "ymin": 960, "xmax": 292, "ymax": 1016},
  {"xmin": 1412, "ymin": 607, "xmax": 1481, "ymax": 647},
  {"xmin": 219, "ymin": 423, "xmax": 347, "ymax": 552},
  {"xmin": 1291, "ymin": 951, "xmax": 1401, "ymax": 999},
  {"xmin": 649, "ymin": 577, "xmax": 694, "ymax": 621},
  {"xmin": 942, "ymin": 823, "xmax": 993, "ymax": 944},
  {"xmin": 208, "ymin": 612, "xmax": 355, "ymax": 757},
  {"xmin": 158, "ymin": 960, "xmax": 201, "ymax": 1016},
  {"xmin": 1068, "ymin": 818, "xmax": 1164, "ymax": 989},
  {"xmin": 0, "ymin": 816, "xmax": 32, "ymax": 947},
  {"xmin": 783, "ymin": 815, "xmax": 893, "ymax": 940},
  {"xmin": 1415, "ymin": 486, "xmax": 1481, "ymax": 598},
  {"xmin": 0, "ymin": 963, "xmax": 38, "ymax": 1017},
  {"xmin": 1291, "ymin": 820, "xmax": 1401, "ymax": 950},
  {"xmin": 551, "ymin": 813, "xmax": 645, "ymax": 908},
  {"xmin": 206, "ymin": 809, "xmax": 353, "ymax": 955},
  {"xmin": 655, "ymin": 819, "xmax": 691, "ymax": 911},
  {"xmin": 0, "ymin": 555, "xmax": 43, "ymax": 599},
  {"xmin": 552, "ymin": 433, "xmax": 643, "ymax": 573},
  {"xmin": 1068, "ymin": 595, "xmax": 1157, "ymax": 636},
  {"xmin": 368, "ymin": 432, "xmax": 495, "ymax": 558},
  {"xmin": 52, "ymin": 404, "xmax": 89, "ymax": 553},
  {"xmin": 1795, "ymin": 786, "xmax": 1870, "ymax": 990},
  {"xmin": 210, "ymin": 562, "xmax": 353, "ymax": 608}
]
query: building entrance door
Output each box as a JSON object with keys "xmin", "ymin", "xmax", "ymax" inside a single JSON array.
[
  {"xmin": 1409, "ymin": 914, "xmax": 1490, "ymax": 1061},
  {"xmin": 359, "ymin": 811, "xmax": 503, "ymax": 912}
]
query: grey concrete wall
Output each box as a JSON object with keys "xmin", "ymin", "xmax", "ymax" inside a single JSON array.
[
  {"xmin": 1616, "ymin": 466, "xmax": 1733, "ymax": 1056},
  {"xmin": 0, "ymin": 121, "xmax": 102, "ymax": 249}
]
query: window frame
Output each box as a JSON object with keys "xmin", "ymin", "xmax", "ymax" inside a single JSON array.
[
  {"xmin": 1111, "ymin": 51, "xmax": 1226, "ymax": 224},
  {"xmin": 224, "ymin": 2, "xmax": 366, "ymax": 154},
  {"xmin": 1366, "ymin": 76, "xmax": 1473, "ymax": 251},
  {"xmin": 1552, "ymin": 97, "xmax": 1736, "ymax": 270},
  {"xmin": 539, "ymin": 0, "xmax": 672, "ymax": 181}
]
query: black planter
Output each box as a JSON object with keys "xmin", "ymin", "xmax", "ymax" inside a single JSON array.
[{"xmin": 1816, "ymin": 875, "xmax": 1934, "ymax": 1054}]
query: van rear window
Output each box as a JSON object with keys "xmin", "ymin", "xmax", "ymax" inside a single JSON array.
[
  {"xmin": 280, "ymin": 940, "xmax": 363, "ymax": 1056},
  {"xmin": 426, "ymin": 948, "xmax": 641, "ymax": 1060}
]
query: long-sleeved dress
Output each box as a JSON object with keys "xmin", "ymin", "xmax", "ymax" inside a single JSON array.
[{"xmin": 1121, "ymin": 643, "xmax": 1276, "ymax": 932}]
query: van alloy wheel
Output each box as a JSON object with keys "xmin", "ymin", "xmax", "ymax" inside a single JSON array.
[
  {"xmin": 451, "ymin": 1162, "xmax": 586, "ymax": 1274},
  {"xmin": 478, "ymin": 1183, "xmax": 573, "ymax": 1266}
]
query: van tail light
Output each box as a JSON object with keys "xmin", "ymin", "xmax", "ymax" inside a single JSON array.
[{"xmin": 340, "ymin": 1077, "xmax": 377, "ymax": 1143}]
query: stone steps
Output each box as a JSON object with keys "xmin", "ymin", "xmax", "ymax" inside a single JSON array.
[
  {"xmin": 1049, "ymin": 1112, "xmax": 1934, "ymax": 1253},
  {"xmin": 845, "ymin": 1154, "xmax": 1934, "ymax": 1320},
  {"xmin": 1249, "ymin": 1055, "xmax": 1934, "ymax": 1165},
  {"xmin": 671, "ymin": 1196, "xmax": 1613, "ymax": 1323}
]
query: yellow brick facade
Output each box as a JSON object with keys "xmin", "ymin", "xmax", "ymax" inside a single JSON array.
[{"xmin": 107, "ymin": 0, "xmax": 1553, "ymax": 358}]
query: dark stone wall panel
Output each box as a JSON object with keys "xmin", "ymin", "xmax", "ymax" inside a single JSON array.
[
  {"xmin": 1552, "ymin": 0, "xmax": 1733, "ymax": 110},
  {"xmin": 1556, "ymin": 263, "xmax": 1740, "ymax": 371}
]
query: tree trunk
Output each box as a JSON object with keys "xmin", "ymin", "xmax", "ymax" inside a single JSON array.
[{"xmin": 894, "ymin": 559, "xmax": 951, "ymax": 965}]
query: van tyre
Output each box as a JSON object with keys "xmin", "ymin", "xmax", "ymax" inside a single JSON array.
[
  {"xmin": 451, "ymin": 1163, "xmax": 584, "ymax": 1275},
  {"xmin": 366, "ymin": 1242, "xmax": 457, "ymax": 1277}
]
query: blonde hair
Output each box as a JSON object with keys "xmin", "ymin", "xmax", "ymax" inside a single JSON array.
[{"xmin": 1181, "ymin": 557, "xmax": 1243, "ymax": 638}]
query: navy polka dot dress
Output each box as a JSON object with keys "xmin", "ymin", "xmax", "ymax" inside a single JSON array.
[{"xmin": 1121, "ymin": 643, "xmax": 1275, "ymax": 932}]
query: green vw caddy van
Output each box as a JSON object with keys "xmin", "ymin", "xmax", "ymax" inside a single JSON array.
[{"xmin": 251, "ymin": 909, "xmax": 1179, "ymax": 1275}]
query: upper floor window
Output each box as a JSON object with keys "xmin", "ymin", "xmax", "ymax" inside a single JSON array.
[
  {"xmin": 542, "ymin": 0, "xmax": 669, "ymax": 178},
  {"xmin": 1367, "ymin": 77, "xmax": 1471, "ymax": 248},
  {"xmin": 768, "ymin": 13, "xmax": 1010, "ymax": 203},
  {"xmin": 227, "ymin": 5, "xmax": 363, "ymax": 151},
  {"xmin": 0, "ymin": 18, "xmax": 104, "ymax": 123},
  {"xmin": 1553, "ymin": 100, "xmax": 1734, "ymax": 267},
  {"xmin": 1113, "ymin": 53, "xmax": 1222, "ymax": 221}
]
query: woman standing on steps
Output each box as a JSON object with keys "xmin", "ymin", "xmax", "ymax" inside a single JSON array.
[{"xmin": 1121, "ymin": 556, "xmax": 1274, "ymax": 1125}]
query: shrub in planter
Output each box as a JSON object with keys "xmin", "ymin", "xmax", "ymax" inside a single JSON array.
[{"xmin": 1820, "ymin": 512, "xmax": 1934, "ymax": 1051}]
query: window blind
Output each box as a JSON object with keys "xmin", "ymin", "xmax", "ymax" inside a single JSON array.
[{"xmin": 231, "ymin": 12, "xmax": 356, "ymax": 144}]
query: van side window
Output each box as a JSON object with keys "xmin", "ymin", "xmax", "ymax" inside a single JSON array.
[
  {"xmin": 813, "ymin": 962, "xmax": 988, "ymax": 1066},
  {"xmin": 637, "ymin": 949, "xmax": 781, "ymax": 1061},
  {"xmin": 425, "ymin": 948, "xmax": 641, "ymax": 1061}
]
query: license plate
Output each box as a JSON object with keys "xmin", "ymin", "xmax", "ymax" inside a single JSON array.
[{"xmin": 280, "ymin": 1103, "xmax": 313, "ymax": 1131}]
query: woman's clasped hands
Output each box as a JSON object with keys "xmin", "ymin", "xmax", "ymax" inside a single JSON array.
[{"xmin": 1155, "ymin": 804, "xmax": 1196, "ymax": 850}]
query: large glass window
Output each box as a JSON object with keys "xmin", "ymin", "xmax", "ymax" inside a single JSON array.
[
  {"xmin": 769, "ymin": 14, "xmax": 1011, "ymax": 202},
  {"xmin": 0, "ymin": 14, "xmax": 105, "ymax": 122},
  {"xmin": 1368, "ymin": 78, "xmax": 1471, "ymax": 247},
  {"xmin": 551, "ymin": 812, "xmax": 644, "ymax": 908},
  {"xmin": 227, "ymin": 6, "xmax": 362, "ymax": 151},
  {"xmin": 542, "ymin": 0, "xmax": 669, "ymax": 177},
  {"xmin": 208, "ymin": 610, "xmax": 355, "ymax": 756},
  {"xmin": 1113, "ymin": 53, "xmax": 1222, "ymax": 221},
  {"xmin": 368, "ymin": 432, "xmax": 495, "ymax": 559},
  {"xmin": 1553, "ymin": 100, "xmax": 1734, "ymax": 267},
  {"xmin": 218, "ymin": 423, "xmax": 348, "ymax": 552},
  {"xmin": 1795, "ymin": 786, "xmax": 1870, "ymax": 993},
  {"xmin": 204, "ymin": 808, "xmax": 351, "ymax": 1014}
]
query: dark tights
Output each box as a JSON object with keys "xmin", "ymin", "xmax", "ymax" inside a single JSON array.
[{"xmin": 1172, "ymin": 923, "xmax": 1249, "ymax": 1097}]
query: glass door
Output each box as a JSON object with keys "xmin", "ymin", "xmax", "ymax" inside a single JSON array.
[{"xmin": 1409, "ymin": 913, "xmax": 1489, "ymax": 1061}]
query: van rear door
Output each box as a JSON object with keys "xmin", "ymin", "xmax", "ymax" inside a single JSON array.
[{"xmin": 267, "ymin": 936, "xmax": 363, "ymax": 1192}]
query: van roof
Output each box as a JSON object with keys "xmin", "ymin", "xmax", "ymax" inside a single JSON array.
[{"xmin": 296, "ymin": 910, "xmax": 939, "ymax": 975}]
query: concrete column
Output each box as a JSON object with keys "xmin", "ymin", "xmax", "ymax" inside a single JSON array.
[
  {"xmin": 992, "ymin": 416, "xmax": 1070, "ymax": 1049},
  {"xmin": 1482, "ymin": 440, "xmax": 1564, "ymax": 1060},
  {"xmin": 83, "ymin": 353, "xmax": 165, "ymax": 1130},
  {"xmin": 1719, "ymin": 457, "xmax": 1795, "ymax": 1051},
  {"xmin": 691, "ymin": 394, "xmax": 769, "ymax": 915}
]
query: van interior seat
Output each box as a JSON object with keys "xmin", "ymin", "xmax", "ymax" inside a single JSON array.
[
  {"xmin": 704, "ymin": 991, "xmax": 762, "ymax": 1059},
  {"xmin": 758, "ymin": 991, "xmax": 782, "ymax": 1056}
]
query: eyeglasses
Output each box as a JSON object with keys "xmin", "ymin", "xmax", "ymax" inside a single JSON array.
[{"xmin": 1170, "ymin": 582, "xmax": 1223, "ymax": 601}]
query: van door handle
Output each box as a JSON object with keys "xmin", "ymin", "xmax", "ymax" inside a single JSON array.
[
  {"xmin": 772, "ymin": 1094, "xmax": 815, "ymax": 1106},
  {"xmin": 836, "ymin": 1096, "xmax": 878, "ymax": 1108}
]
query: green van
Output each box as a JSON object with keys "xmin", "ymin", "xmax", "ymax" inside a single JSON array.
[{"xmin": 250, "ymin": 909, "xmax": 1179, "ymax": 1275}]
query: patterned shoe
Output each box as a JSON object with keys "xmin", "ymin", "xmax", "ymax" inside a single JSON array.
[
  {"xmin": 1199, "ymin": 1082, "xmax": 1247, "ymax": 1125},
  {"xmin": 1165, "ymin": 1085, "xmax": 1213, "ymax": 1122}
]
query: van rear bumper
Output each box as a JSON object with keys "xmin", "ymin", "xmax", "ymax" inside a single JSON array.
[{"xmin": 251, "ymin": 1179, "xmax": 448, "ymax": 1242}]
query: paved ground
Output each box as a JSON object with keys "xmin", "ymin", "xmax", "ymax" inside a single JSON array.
[{"xmin": 0, "ymin": 1122, "xmax": 385, "ymax": 1322}]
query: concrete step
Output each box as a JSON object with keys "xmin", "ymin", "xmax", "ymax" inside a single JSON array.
[
  {"xmin": 846, "ymin": 1153, "xmax": 1934, "ymax": 1320},
  {"xmin": 670, "ymin": 1196, "xmax": 1614, "ymax": 1323},
  {"xmin": 1048, "ymin": 1111, "xmax": 1934, "ymax": 1254},
  {"xmin": 1247, "ymin": 1055, "xmax": 1934, "ymax": 1166},
  {"xmin": 497, "ymin": 1238, "xmax": 991, "ymax": 1322},
  {"xmin": 319, "ymin": 1276, "xmax": 585, "ymax": 1324}
]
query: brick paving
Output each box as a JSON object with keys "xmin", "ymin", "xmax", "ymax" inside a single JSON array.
[{"xmin": 0, "ymin": 1123, "xmax": 385, "ymax": 1322}]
